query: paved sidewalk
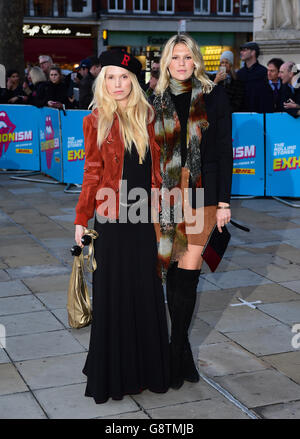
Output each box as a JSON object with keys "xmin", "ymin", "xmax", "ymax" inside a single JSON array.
[{"xmin": 1, "ymin": 173, "xmax": 300, "ymax": 419}]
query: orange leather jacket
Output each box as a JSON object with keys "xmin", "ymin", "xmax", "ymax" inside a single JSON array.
[{"xmin": 74, "ymin": 111, "xmax": 162, "ymax": 227}]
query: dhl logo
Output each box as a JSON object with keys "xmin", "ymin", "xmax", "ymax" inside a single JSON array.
[
  {"xmin": 68, "ymin": 149, "xmax": 85, "ymax": 161},
  {"xmin": 16, "ymin": 148, "xmax": 33, "ymax": 154},
  {"xmin": 233, "ymin": 168, "xmax": 255, "ymax": 175},
  {"xmin": 273, "ymin": 156, "xmax": 300, "ymax": 171}
]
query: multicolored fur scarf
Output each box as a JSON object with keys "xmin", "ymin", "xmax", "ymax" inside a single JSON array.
[{"xmin": 153, "ymin": 76, "xmax": 210, "ymax": 280}]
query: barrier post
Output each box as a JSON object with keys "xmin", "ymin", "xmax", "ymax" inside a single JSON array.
[
  {"xmin": 265, "ymin": 112, "xmax": 300, "ymax": 207},
  {"xmin": 231, "ymin": 113, "xmax": 265, "ymax": 197},
  {"xmin": 0, "ymin": 104, "xmax": 41, "ymax": 173},
  {"xmin": 39, "ymin": 107, "xmax": 63, "ymax": 182},
  {"xmin": 60, "ymin": 109, "xmax": 91, "ymax": 193}
]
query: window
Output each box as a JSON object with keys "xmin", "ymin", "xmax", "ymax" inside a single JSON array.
[
  {"xmin": 67, "ymin": 0, "xmax": 93, "ymax": 17},
  {"xmin": 194, "ymin": 0, "xmax": 210, "ymax": 14},
  {"xmin": 133, "ymin": 0, "xmax": 150, "ymax": 13},
  {"xmin": 217, "ymin": 0, "xmax": 233, "ymax": 15},
  {"xmin": 108, "ymin": 0, "xmax": 126, "ymax": 12},
  {"xmin": 32, "ymin": 0, "xmax": 53, "ymax": 16},
  {"xmin": 71, "ymin": 0, "xmax": 87, "ymax": 12},
  {"xmin": 25, "ymin": 0, "xmax": 92, "ymax": 17},
  {"xmin": 157, "ymin": 0, "xmax": 174, "ymax": 14},
  {"xmin": 240, "ymin": 0, "xmax": 253, "ymax": 15}
]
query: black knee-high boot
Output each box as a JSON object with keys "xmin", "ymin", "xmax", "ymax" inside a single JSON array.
[
  {"xmin": 166, "ymin": 261, "xmax": 178, "ymax": 318},
  {"xmin": 169, "ymin": 267, "xmax": 200, "ymax": 389},
  {"xmin": 183, "ymin": 340, "xmax": 200, "ymax": 383}
]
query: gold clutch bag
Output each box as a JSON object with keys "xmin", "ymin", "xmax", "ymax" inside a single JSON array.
[{"xmin": 67, "ymin": 229, "xmax": 98, "ymax": 329}]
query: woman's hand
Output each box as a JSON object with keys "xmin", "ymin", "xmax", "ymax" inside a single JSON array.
[
  {"xmin": 214, "ymin": 71, "xmax": 226, "ymax": 84},
  {"xmin": 8, "ymin": 96, "xmax": 19, "ymax": 104},
  {"xmin": 53, "ymin": 102, "xmax": 63, "ymax": 109},
  {"xmin": 6, "ymin": 78, "xmax": 14, "ymax": 90},
  {"xmin": 23, "ymin": 82, "xmax": 32, "ymax": 95},
  {"xmin": 284, "ymin": 99, "xmax": 300, "ymax": 110},
  {"xmin": 48, "ymin": 101, "xmax": 63, "ymax": 109},
  {"xmin": 216, "ymin": 203, "xmax": 231, "ymax": 233},
  {"xmin": 75, "ymin": 225, "xmax": 85, "ymax": 247}
]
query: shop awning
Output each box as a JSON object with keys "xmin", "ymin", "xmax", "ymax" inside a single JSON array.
[{"xmin": 24, "ymin": 38, "xmax": 95, "ymax": 65}]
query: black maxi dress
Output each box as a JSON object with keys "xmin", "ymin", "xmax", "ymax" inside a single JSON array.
[{"xmin": 82, "ymin": 145, "xmax": 170, "ymax": 404}]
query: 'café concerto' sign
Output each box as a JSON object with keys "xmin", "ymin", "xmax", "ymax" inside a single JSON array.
[{"xmin": 23, "ymin": 24, "xmax": 92, "ymax": 37}]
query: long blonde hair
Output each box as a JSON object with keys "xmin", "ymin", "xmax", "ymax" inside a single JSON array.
[
  {"xmin": 155, "ymin": 33, "xmax": 214, "ymax": 96},
  {"xmin": 29, "ymin": 66, "xmax": 47, "ymax": 85},
  {"xmin": 90, "ymin": 66, "xmax": 154, "ymax": 161}
]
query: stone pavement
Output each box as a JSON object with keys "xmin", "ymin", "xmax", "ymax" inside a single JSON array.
[{"xmin": 1, "ymin": 173, "xmax": 300, "ymax": 419}]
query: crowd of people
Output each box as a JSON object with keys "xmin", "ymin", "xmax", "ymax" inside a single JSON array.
[
  {"xmin": 210, "ymin": 42, "xmax": 300, "ymax": 117},
  {"xmin": 1, "ymin": 34, "xmax": 300, "ymax": 406},
  {"xmin": 0, "ymin": 54, "xmax": 101, "ymax": 111},
  {"xmin": 0, "ymin": 41, "xmax": 300, "ymax": 117}
]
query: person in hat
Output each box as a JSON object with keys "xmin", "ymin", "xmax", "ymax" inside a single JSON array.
[
  {"xmin": 69, "ymin": 58, "xmax": 92, "ymax": 98},
  {"xmin": 74, "ymin": 49, "xmax": 170, "ymax": 404},
  {"xmin": 237, "ymin": 41, "xmax": 270, "ymax": 113},
  {"xmin": 152, "ymin": 33, "xmax": 232, "ymax": 390},
  {"xmin": 211, "ymin": 50, "xmax": 244, "ymax": 113},
  {"xmin": 77, "ymin": 58, "xmax": 92, "ymax": 81},
  {"xmin": 78, "ymin": 56, "xmax": 102, "ymax": 109}
]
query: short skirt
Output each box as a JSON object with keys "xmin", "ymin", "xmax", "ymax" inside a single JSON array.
[{"xmin": 181, "ymin": 167, "xmax": 217, "ymax": 247}]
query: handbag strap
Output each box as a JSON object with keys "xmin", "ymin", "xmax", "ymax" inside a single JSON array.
[
  {"xmin": 230, "ymin": 219, "xmax": 250, "ymax": 232},
  {"xmin": 83, "ymin": 229, "xmax": 99, "ymax": 273}
]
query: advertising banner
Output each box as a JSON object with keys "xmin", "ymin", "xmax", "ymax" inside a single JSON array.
[
  {"xmin": 266, "ymin": 113, "xmax": 300, "ymax": 197},
  {"xmin": 0, "ymin": 105, "xmax": 40, "ymax": 171},
  {"xmin": 61, "ymin": 110, "xmax": 90, "ymax": 185},
  {"xmin": 231, "ymin": 113, "xmax": 265, "ymax": 196},
  {"xmin": 39, "ymin": 107, "xmax": 63, "ymax": 182}
]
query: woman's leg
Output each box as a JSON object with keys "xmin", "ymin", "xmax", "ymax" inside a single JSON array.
[
  {"xmin": 178, "ymin": 244, "xmax": 204, "ymax": 270},
  {"xmin": 168, "ymin": 244, "xmax": 204, "ymax": 388}
]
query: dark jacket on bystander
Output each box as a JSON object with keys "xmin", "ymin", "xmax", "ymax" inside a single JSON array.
[{"xmin": 237, "ymin": 62, "xmax": 270, "ymax": 113}]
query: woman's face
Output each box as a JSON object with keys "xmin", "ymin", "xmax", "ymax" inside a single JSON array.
[
  {"xmin": 49, "ymin": 70, "xmax": 61, "ymax": 84},
  {"xmin": 105, "ymin": 66, "xmax": 132, "ymax": 107},
  {"xmin": 168, "ymin": 43, "xmax": 195, "ymax": 81},
  {"xmin": 9, "ymin": 73, "xmax": 20, "ymax": 85},
  {"xmin": 220, "ymin": 59, "xmax": 231, "ymax": 73}
]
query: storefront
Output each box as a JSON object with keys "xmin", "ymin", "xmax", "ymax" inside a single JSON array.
[
  {"xmin": 103, "ymin": 30, "xmax": 250, "ymax": 79},
  {"xmin": 23, "ymin": 23, "xmax": 98, "ymax": 70}
]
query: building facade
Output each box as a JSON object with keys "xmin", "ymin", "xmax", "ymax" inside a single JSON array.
[
  {"xmin": 23, "ymin": 0, "xmax": 253, "ymax": 72},
  {"xmin": 23, "ymin": 0, "xmax": 99, "ymax": 69}
]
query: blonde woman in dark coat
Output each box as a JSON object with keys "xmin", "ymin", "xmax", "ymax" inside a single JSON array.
[{"xmin": 153, "ymin": 33, "xmax": 233, "ymax": 389}]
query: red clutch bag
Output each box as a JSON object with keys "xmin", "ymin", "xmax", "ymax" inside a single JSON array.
[
  {"xmin": 202, "ymin": 220, "xmax": 250, "ymax": 272},
  {"xmin": 201, "ymin": 224, "xmax": 231, "ymax": 272}
]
